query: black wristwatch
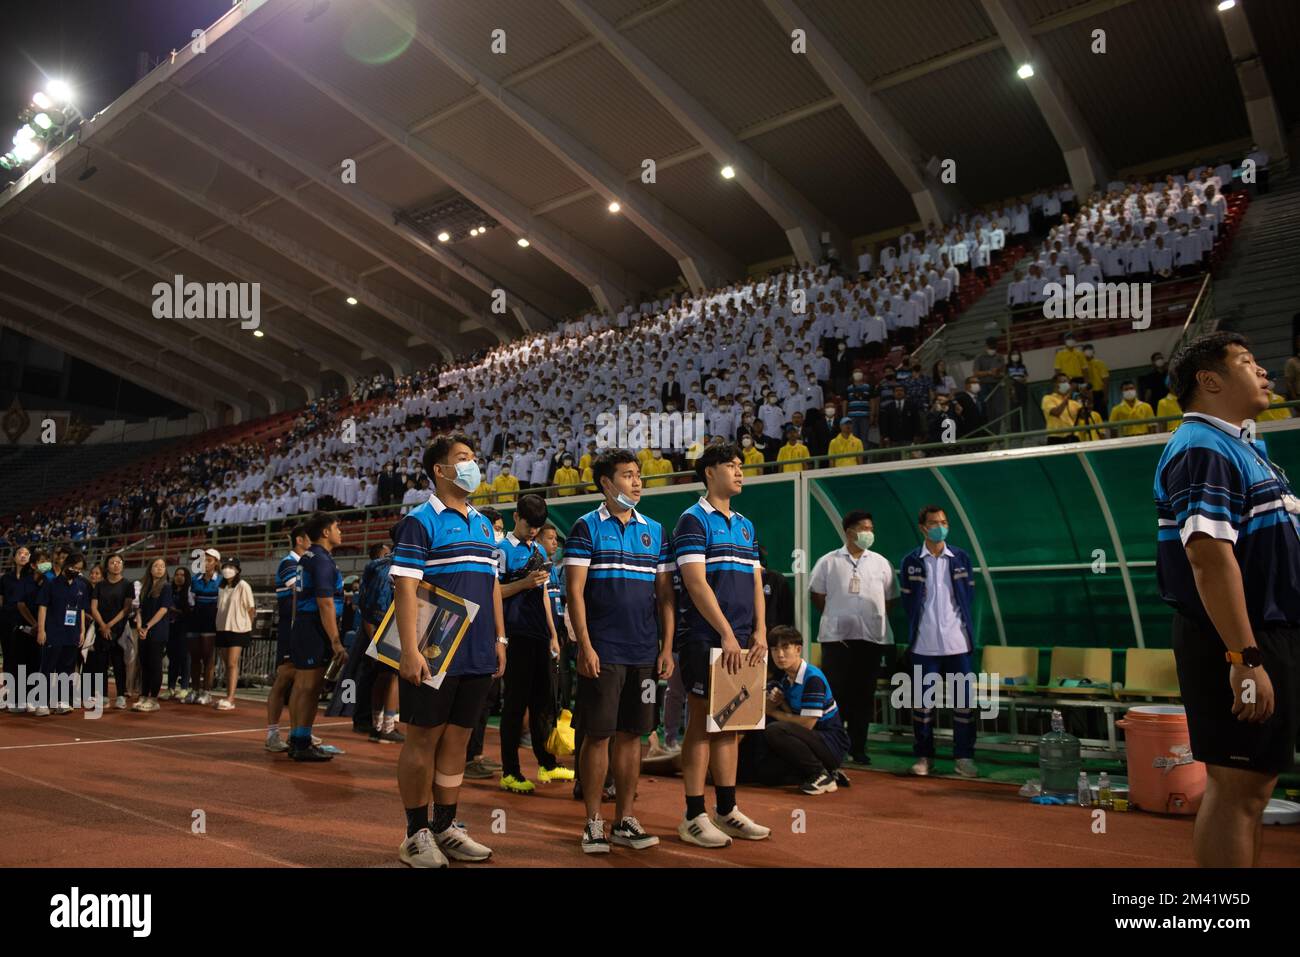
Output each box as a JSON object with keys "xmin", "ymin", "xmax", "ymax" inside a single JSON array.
[{"xmin": 1225, "ymin": 646, "xmax": 1263, "ymax": 668}]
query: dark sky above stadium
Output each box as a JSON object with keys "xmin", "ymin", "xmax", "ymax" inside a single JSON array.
[{"xmin": 1, "ymin": 0, "xmax": 235, "ymax": 135}]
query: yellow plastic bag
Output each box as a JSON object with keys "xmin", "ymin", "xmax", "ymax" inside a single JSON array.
[{"xmin": 547, "ymin": 708, "xmax": 575, "ymax": 757}]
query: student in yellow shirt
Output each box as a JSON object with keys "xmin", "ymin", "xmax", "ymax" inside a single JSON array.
[
  {"xmin": 642, "ymin": 448, "xmax": 674, "ymax": 487},
  {"xmin": 1074, "ymin": 394, "xmax": 1106, "ymax": 441},
  {"xmin": 827, "ymin": 417, "xmax": 864, "ymax": 466},
  {"xmin": 1041, "ymin": 373, "xmax": 1082, "ymax": 444},
  {"xmin": 1156, "ymin": 389, "xmax": 1183, "ymax": 432},
  {"xmin": 553, "ymin": 453, "xmax": 581, "ymax": 496},
  {"xmin": 470, "ymin": 479, "xmax": 496, "ymax": 505},
  {"xmin": 578, "ymin": 441, "xmax": 597, "ymax": 474},
  {"xmin": 1053, "ymin": 334, "xmax": 1087, "ymax": 381},
  {"xmin": 1108, "ymin": 380, "xmax": 1156, "ymax": 436},
  {"xmin": 740, "ymin": 435, "xmax": 766, "ymax": 475},
  {"xmin": 1257, "ymin": 386, "xmax": 1293, "ymax": 421},
  {"xmin": 580, "ymin": 464, "xmax": 595, "ymax": 492},
  {"xmin": 1080, "ymin": 343, "xmax": 1110, "ymax": 416},
  {"xmin": 492, "ymin": 463, "xmax": 521, "ymax": 502},
  {"xmin": 776, "ymin": 427, "xmax": 810, "ymax": 472},
  {"xmin": 636, "ymin": 446, "xmax": 654, "ymax": 471}
]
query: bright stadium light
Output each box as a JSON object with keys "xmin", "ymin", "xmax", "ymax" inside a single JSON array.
[
  {"xmin": 32, "ymin": 113, "xmax": 53, "ymax": 131},
  {"xmin": 469, "ymin": 227, "xmax": 480, "ymax": 236},
  {"xmin": 32, "ymin": 91, "xmax": 53, "ymax": 110},
  {"xmin": 1017, "ymin": 63, "xmax": 1035, "ymax": 79},
  {"xmin": 46, "ymin": 79, "xmax": 73, "ymax": 104},
  {"xmin": 253, "ymin": 329, "xmax": 265, "ymax": 338},
  {"xmin": 1217, "ymin": 0, "xmax": 1235, "ymax": 10},
  {"xmin": 14, "ymin": 125, "xmax": 36, "ymax": 145},
  {"xmin": 346, "ymin": 296, "xmax": 358, "ymax": 305},
  {"xmin": 720, "ymin": 165, "xmax": 736, "ymax": 179},
  {"xmin": 437, "ymin": 231, "xmax": 450, "ymax": 242},
  {"xmin": 517, "ymin": 237, "xmax": 530, "ymax": 248},
  {"xmin": 608, "ymin": 200, "xmax": 621, "ymax": 213},
  {"xmin": 13, "ymin": 139, "xmax": 41, "ymax": 162}
]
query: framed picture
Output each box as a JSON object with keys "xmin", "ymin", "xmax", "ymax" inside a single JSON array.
[
  {"xmin": 706, "ymin": 646, "xmax": 767, "ymax": 732},
  {"xmin": 366, "ymin": 581, "xmax": 480, "ymax": 690}
]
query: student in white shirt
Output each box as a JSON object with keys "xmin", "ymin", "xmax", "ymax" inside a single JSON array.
[{"xmin": 1007, "ymin": 269, "xmax": 1029, "ymax": 308}]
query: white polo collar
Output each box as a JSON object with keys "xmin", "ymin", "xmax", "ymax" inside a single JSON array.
[
  {"xmin": 698, "ymin": 496, "xmax": 717, "ymax": 513},
  {"xmin": 794, "ymin": 659, "xmax": 808, "ymax": 686},
  {"xmin": 598, "ymin": 501, "xmax": 647, "ymax": 525},
  {"xmin": 1182, "ymin": 411, "xmax": 1249, "ymax": 441},
  {"xmin": 922, "ymin": 544, "xmax": 955, "ymax": 560}
]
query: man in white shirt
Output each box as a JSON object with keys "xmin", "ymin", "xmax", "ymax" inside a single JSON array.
[
  {"xmin": 1007, "ymin": 269, "xmax": 1029, "ymax": 308},
  {"xmin": 809, "ymin": 510, "xmax": 898, "ymax": 767}
]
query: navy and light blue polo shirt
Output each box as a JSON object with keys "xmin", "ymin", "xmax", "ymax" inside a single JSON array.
[
  {"xmin": 36, "ymin": 574, "xmax": 92, "ymax": 648},
  {"xmin": 390, "ymin": 495, "xmax": 498, "ymax": 676},
  {"xmin": 275, "ymin": 550, "xmax": 301, "ymax": 645},
  {"xmin": 296, "ymin": 546, "xmax": 343, "ymax": 620},
  {"xmin": 546, "ymin": 562, "xmax": 565, "ymax": 624},
  {"xmin": 673, "ymin": 496, "xmax": 759, "ymax": 646},
  {"xmin": 565, "ymin": 503, "xmax": 674, "ymax": 665},
  {"xmin": 189, "ymin": 572, "xmax": 220, "ymax": 632},
  {"xmin": 846, "ymin": 381, "xmax": 873, "ymax": 420},
  {"xmin": 774, "ymin": 659, "xmax": 850, "ymax": 755},
  {"xmin": 498, "ymin": 532, "xmax": 550, "ymax": 641},
  {"xmin": 1154, "ymin": 411, "xmax": 1300, "ymax": 629}
]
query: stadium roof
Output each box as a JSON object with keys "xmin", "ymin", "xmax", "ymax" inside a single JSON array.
[{"xmin": 0, "ymin": 0, "xmax": 1294, "ymax": 423}]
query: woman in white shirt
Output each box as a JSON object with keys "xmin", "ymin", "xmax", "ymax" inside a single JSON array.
[{"xmin": 215, "ymin": 557, "xmax": 256, "ymax": 712}]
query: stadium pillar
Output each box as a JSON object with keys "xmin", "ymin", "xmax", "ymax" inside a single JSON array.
[{"xmin": 1215, "ymin": 1, "xmax": 1287, "ymax": 162}]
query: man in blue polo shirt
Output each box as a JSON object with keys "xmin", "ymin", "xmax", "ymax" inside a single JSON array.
[
  {"xmin": 565, "ymin": 449, "xmax": 676, "ymax": 854},
  {"xmin": 266, "ymin": 523, "xmax": 309, "ymax": 753},
  {"xmin": 898, "ymin": 505, "xmax": 978, "ymax": 778},
  {"xmin": 759, "ymin": 626, "xmax": 851, "ymax": 794},
  {"xmin": 288, "ymin": 513, "xmax": 345, "ymax": 762},
  {"xmin": 392, "ymin": 433, "xmax": 506, "ymax": 869},
  {"xmin": 673, "ymin": 441, "xmax": 770, "ymax": 848},
  {"xmin": 1155, "ymin": 331, "xmax": 1300, "ymax": 867},
  {"xmin": 35, "ymin": 550, "xmax": 90, "ymax": 715},
  {"xmin": 497, "ymin": 493, "xmax": 570, "ymax": 794}
]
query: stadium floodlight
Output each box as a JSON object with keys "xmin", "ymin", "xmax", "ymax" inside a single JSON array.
[
  {"xmin": 517, "ymin": 237, "xmax": 530, "ymax": 248},
  {"xmin": 437, "ymin": 231, "xmax": 450, "ymax": 242},
  {"xmin": 720, "ymin": 165, "xmax": 736, "ymax": 179},
  {"xmin": 32, "ymin": 113, "xmax": 53, "ymax": 131},
  {"xmin": 32, "ymin": 91, "xmax": 53, "ymax": 110},
  {"xmin": 608, "ymin": 201, "xmax": 621, "ymax": 213},
  {"xmin": 46, "ymin": 79, "xmax": 73, "ymax": 104},
  {"xmin": 13, "ymin": 139, "xmax": 41, "ymax": 162},
  {"xmin": 1017, "ymin": 63, "xmax": 1034, "ymax": 79},
  {"xmin": 469, "ymin": 227, "xmax": 480, "ymax": 236},
  {"xmin": 253, "ymin": 329, "xmax": 265, "ymax": 338},
  {"xmin": 13, "ymin": 125, "xmax": 36, "ymax": 145},
  {"xmin": 1217, "ymin": 0, "xmax": 1235, "ymax": 10},
  {"xmin": 346, "ymin": 296, "xmax": 358, "ymax": 305}
]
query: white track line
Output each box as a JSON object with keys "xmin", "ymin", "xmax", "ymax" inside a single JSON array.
[
  {"xmin": 0, "ymin": 763, "xmax": 301, "ymax": 867},
  {"xmin": 0, "ymin": 719, "xmax": 352, "ymax": 751}
]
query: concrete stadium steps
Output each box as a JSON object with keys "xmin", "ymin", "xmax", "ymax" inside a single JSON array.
[
  {"xmin": 0, "ymin": 441, "xmax": 160, "ymax": 518},
  {"xmin": 934, "ymin": 251, "xmax": 1038, "ymax": 364},
  {"xmin": 1217, "ymin": 171, "xmax": 1300, "ymax": 374}
]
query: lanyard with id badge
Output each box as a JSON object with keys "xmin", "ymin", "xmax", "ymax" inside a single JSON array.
[{"xmin": 846, "ymin": 552, "xmax": 868, "ymax": 595}]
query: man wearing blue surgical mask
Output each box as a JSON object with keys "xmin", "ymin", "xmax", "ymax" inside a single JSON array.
[{"xmin": 897, "ymin": 505, "xmax": 978, "ymax": 778}]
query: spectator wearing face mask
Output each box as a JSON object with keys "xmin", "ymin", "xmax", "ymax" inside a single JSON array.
[
  {"xmin": 1139, "ymin": 353, "xmax": 1168, "ymax": 407},
  {"xmin": 740, "ymin": 434, "xmax": 766, "ymax": 475},
  {"xmin": 1157, "ymin": 377, "xmax": 1183, "ymax": 431},
  {"xmin": 1042, "ymin": 373, "xmax": 1083, "ymax": 444},
  {"xmin": 1080, "ymin": 344, "xmax": 1110, "ymax": 417},
  {"xmin": 1054, "ymin": 334, "xmax": 1087, "ymax": 381},
  {"xmin": 643, "ymin": 448, "xmax": 674, "ymax": 487},
  {"xmin": 880, "ymin": 383, "xmax": 921, "ymax": 457},
  {"xmin": 845, "ymin": 368, "xmax": 874, "ymax": 444},
  {"xmin": 777, "ymin": 427, "xmax": 810, "ymax": 473},
  {"xmin": 828, "ymin": 417, "xmax": 864, "ymax": 466},
  {"xmin": 492, "ymin": 463, "xmax": 521, "ymax": 503},
  {"xmin": 899, "ymin": 360, "xmax": 933, "ymax": 408},
  {"xmin": 215, "ymin": 558, "xmax": 255, "ymax": 711},
  {"xmin": 927, "ymin": 394, "xmax": 959, "ymax": 446},
  {"xmin": 554, "ymin": 454, "xmax": 582, "ymax": 496},
  {"xmin": 35, "ymin": 551, "xmax": 91, "ymax": 715},
  {"xmin": 953, "ymin": 376, "xmax": 985, "ymax": 441},
  {"xmin": 758, "ymin": 392, "xmax": 785, "ymax": 438},
  {"xmin": 1108, "ymin": 380, "xmax": 1156, "ymax": 436}
]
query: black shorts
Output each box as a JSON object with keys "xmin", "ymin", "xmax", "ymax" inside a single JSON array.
[
  {"xmin": 1172, "ymin": 612, "xmax": 1300, "ymax": 775},
  {"xmin": 399, "ymin": 673, "xmax": 493, "ymax": 729},
  {"xmin": 576, "ymin": 663, "xmax": 656, "ymax": 737},
  {"xmin": 275, "ymin": 629, "xmax": 292, "ymax": 666},
  {"xmin": 679, "ymin": 640, "xmax": 736, "ymax": 699},
  {"xmin": 216, "ymin": 631, "xmax": 251, "ymax": 649},
  {"xmin": 290, "ymin": 616, "xmax": 333, "ymax": 670}
]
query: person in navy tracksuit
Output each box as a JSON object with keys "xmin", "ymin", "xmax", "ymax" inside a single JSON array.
[{"xmin": 898, "ymin": 505, "xmax": 979, "ymax": 778}]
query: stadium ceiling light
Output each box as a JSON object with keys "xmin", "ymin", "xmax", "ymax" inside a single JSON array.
[
  {"xmin": 14, "ymin": 125, "xmax": 36, "ymax": 145},
  {"xmin": 13, "ymin": 139, "xmax": 41, "ymax": 162},
  {"xmin": 32, "ymin": 113, "xmax": 53, "ymax": 131},
  {"xmin": 346, "ymin": 296, "xmax": 358, "ymax": 305},
  {"xmin": 1217, "ymin": 0, "xmax": 1235, "ymax": 10},
  {"xmin": 32, "ymin": 91, "xmax": 53, "ymax": 110},
  {"xmin": 516, "ymin": 237, "xmax": 530, "ymax": 247},
  {"xmin": 253, "ymin": 329, "xmax": 265, "ymax": 338},
  {"xmin": 46, "ymin": 79, "xmax": 73, "ymax": 104},
  {"xmin": 437, "ymin": 231, "xmax": 450, "ymax": 242},
  {"xmin": 1017, "ymin": 63, "xmax": 1034, "ymax": 79},
  {"xmin": 720, "ymin": 165, "xmax": 736, "ymax": 179},
  {"xmin": 469, "ymin": 227, "xmax": 480, "ymax": 236},
  {"xmin": 608, "ymin": 200, "xmax": 621, "ymax": 213}
]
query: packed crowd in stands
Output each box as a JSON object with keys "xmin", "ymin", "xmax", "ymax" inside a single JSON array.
[{"xmin": 0, "ymin": 161, "xmax": 1288, "ymax": 553}]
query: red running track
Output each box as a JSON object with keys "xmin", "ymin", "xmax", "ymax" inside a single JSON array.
[{"xmin": 2, "ymin": 700, "xmax": 1298, "ymax": 868}]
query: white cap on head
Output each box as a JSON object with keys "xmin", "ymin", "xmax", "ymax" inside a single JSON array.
[{"xmin": 204, "ymin": 548, "xmax": 222, "ymax": 561}]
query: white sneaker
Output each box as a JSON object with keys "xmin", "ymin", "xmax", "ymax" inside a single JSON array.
[
  {"xmin": 114, "ymin": 696, "xmax": 127, "ymax": 710},
  {"xmin": 130, "ymin": 699, "xmax": 145, "ymax": 711},
  {"xmin": 954, "ymin": 758, "xmax": 979, "ymax": 778},
  {"xmin": 398, "ymin": 828, "xmax": 448, "ymax": 868},
  {"xmin": 83, "ymin": 697, "xmax": 98, "ymax": 710},
  {"xmin": 712, "ymin": 807, "xmax": 771, "ymax": 841},
  {"xmin": 34, "ymin": 706, "xmax": 50, "ymax": 716},
  {"xmin": 196, "ymin": 692, "xmax": 211, "ymax": 706},
  {"xmin": 678, "ymin": 812, "xmax": 732, "ymax": 848},
  {"xmin": 137, "ymin": 699, "xmax": 160, "ymax": 713},
  {"xmin": 54, "ymin": 705, "xmax": 73, "ymax": 715},
  {"xmin": 911, "ymin": 757, "xmax": 934, "ymax": 776},
  {"xmin": 265, "ymin": 732, "xmax": 290, "ymax": 753},
  {"xmin": 158, "ymin": 688, "xmax": 173, "ymax": 701},
  {"xmin": 216, "ymin": 698, "xmax": 235, "ymax": 711},
  {"xmin": 434, "ymin": 823, "xmax": 492, "ymax": 862}
]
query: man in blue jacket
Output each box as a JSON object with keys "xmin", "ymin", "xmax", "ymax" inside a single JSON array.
[{"xmin": 898, "ymin": 505, "xmax": 979, "ymax": 778}]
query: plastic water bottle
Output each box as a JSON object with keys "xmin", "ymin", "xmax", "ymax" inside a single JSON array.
[
  {"xmin": 1077, "ymin": 771, "xmax": 1091, "ymax": 807},
  {"xmin": 1097, "ymin": 771, "xmax": 1113, "ymax": 809},
  {"xmin": 1038, "ymin": 710, "xmax": 1081, "ymax": 799}
]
